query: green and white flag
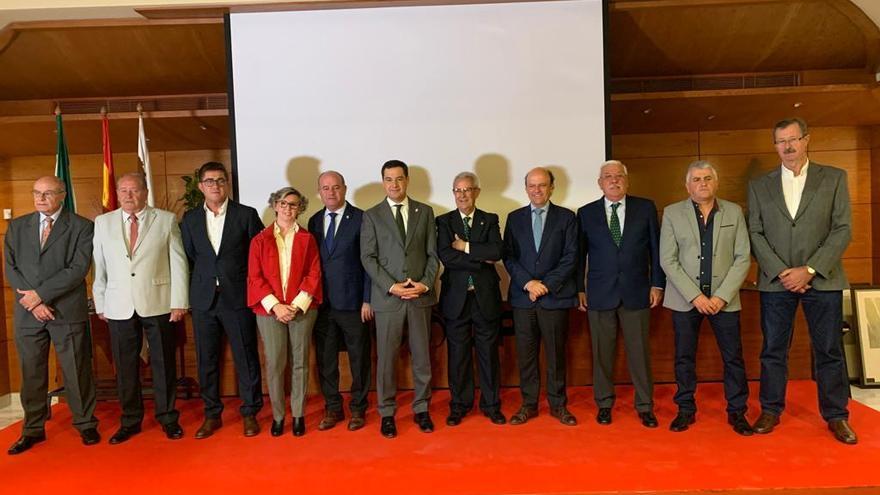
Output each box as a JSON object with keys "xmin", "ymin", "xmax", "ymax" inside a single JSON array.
[{"xmin": 55, "ymin": 111, "xmax": 76, "ymax": 212}]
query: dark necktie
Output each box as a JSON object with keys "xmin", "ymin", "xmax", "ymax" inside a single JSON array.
[
  {"xmin": 325, "ymin": 212, "xmax": 337, "ymax": 252},
  {"xmin": 394, "ymin": 204, "xmax": 406, "ymax": 242},
  {"xmin": 463, "ymin": 216, "xmax": 474, "ymax": 289},
  {"xmin": 610, "ymin": 202, "xmax": 621, "ymax": 247}
]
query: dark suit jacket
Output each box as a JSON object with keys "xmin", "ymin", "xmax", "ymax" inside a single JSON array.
[
  {"xmin": 577, "ymin": 195, "xmax": 664, "ymax": 311},
  {"xmin": 181, "ymin": 200, "xmax": 264, "ymax": 311},
  {"xmin": 360, "ymin": 197, "xmax": 439, "ymax": 312},
  {"xmin": 308, "ymin": 202, "xmax": 371, "ymax": 311},
  {"xmin": 747, "ymin": 162, "xmax": 851, "ymax": 291},
  {"xmin": 503, "ymin": 202, "xmax": 578, "ymax": 310},
  {"xmin": 4, "ymin": 209, "xmax": 93, "ymax": 327},
  {"xmin": 437, "ymin": 208, "xmax": 503, "ymax": 320}
]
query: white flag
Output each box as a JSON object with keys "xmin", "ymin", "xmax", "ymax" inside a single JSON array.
[{"xmin": 137, "ymin": 113, "xmax": 155, "ymax": 207}]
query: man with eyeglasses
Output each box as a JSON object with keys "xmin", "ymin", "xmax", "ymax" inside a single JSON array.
[
  {"xmin": 180, "ymin": 162, "xmax": 265, "ymax": 439},
  {"xmin": 5, "ymin": 176, "xmax": 99, "ymax": 454},
  {"xmin": 748, "ymin": 117, "xmax": 857, "ymax": 444},
  {"xmin": 436, "ymin": 172, "xmax": 505, "ymax": 426},
  {"xmin": 659, "ymin": 161, "xmax": 752, "ymax": 435}
]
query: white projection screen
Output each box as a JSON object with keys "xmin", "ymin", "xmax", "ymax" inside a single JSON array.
[{"xmin": 228, "ymin": 0, "xmax": 608, "ymax": 224}]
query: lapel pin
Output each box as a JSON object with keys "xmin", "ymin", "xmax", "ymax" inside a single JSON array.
[{"xmin": 414, "ymin": 208, "xmax": 419, "ymax": 213}]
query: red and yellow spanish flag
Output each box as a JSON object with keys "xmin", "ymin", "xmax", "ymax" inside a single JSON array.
[{"xmin": 101, "ymin": 112, "xmax": 117, "ymax": 211}]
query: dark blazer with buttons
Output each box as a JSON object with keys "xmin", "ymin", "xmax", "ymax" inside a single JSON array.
[
  {"xmin": 308, "ymin": 202, "xmax": 371, "ymax": 311},
  {"xmin": 747, "ymin": 162, "xmax": 851, "ymax": 292},
  {"xmin": 181, "ymin": 199, "xmax": 264, "ymax": 311},
  {"xmin": 4, "ymin": 209, "xmax": 93, "ymax": 328},
  {"xmin": 503, "ymin": 202, "xmax": 578, "ymax": 310},
  {"xmin": 577, "ymin": 195, "xmax": 664, "ymax": 311},
  {"xmin": 436, "ymin": 208, "xmax": 503, "ymax": 320}
]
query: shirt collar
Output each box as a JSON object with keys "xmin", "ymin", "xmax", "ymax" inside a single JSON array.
[
  {"xmin": 459, "ymin": 208, "xmax": 476, "ymax": 221},
  {"xmin": 781, "ymin": 159, "xmax": 810, "ymax": 178},
  {"xmin": 326, "ymin": 202, "xmax": 347, "ymax": 217},
  {"xmin": 204, "ymin": 197, "xmax": 229, "ymax": 216},
  {"xmin": 386, "ymin": 197, "xmax": 409, "ymax": 209},
  {"xmin": 40, "ymin": 208, "xmax": 62, "ymax": 223},
  {"xmin": 273, "ymin": 221, "xmax": 300, "ymax": 236},
  {"xmin": 122, "ymin": 206, "xmax": 147, "ymax": 221},
  {"xmin": 530, "ymin": 202, "xmax": 549, "ymax": 213},
  {"xmin": 604, "ymin": 196, "xmax": 626, "ymax": 209}
]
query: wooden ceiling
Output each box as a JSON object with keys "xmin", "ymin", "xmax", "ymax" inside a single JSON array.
[{"xmin": 2, "ymin": 0, "xmax": 880, "ymax": 157}]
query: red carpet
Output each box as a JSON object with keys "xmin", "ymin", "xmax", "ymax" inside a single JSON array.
[{"xmin": 1, "ymin": 381, "xmax": 879, "ymax": 494}]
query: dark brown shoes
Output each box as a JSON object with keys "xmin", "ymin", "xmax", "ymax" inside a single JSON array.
[
  {"xmin": 828, "ymin": 419, "xmax": 858, "ymax": 445},
  {"xmin": 243, "ymin": 416, "xmax": 260, "ymax": 437},
  {"xmin": 550, "ymin": 407, "xmax": 577, "ymax": 426},
  {"xmin": 752, "ymin": 412, "xmax": 780, "ymax": 434},
  {"xmin": 194, "ymin": 418, "xmax": 222, "ymax": 439},
  {"xmin": 318, "ymin": 410, "xmax": 345, "ymax": 431},
  {"xmin": 509, "ymin": 406, "xmax": 538, "ymax": 426},
  {"xmin": 348, "ymin": 411, "xmax": 366, "ymax": 431}
]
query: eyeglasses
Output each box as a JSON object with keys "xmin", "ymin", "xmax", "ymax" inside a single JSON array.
[
  {"xmin": 774, "ymin": 136, "xmax": 807, "ymax": 147},
  {"xmin": 453, "ymin": 187, "xmax": 479, "ymax": 194},
  {"xmin": 32, "ymin": 190, "xmax": 62, "ymax": 199},
  {"xmin": 276, "ymin": 200, "xmax": 300, "ymax": 210},
  {"xmin": 200, "ymin": 178, "xmax": 227, "ymax": 187}
]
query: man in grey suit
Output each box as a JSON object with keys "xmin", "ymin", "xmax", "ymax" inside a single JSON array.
[
  {"xmin": 748, "ymin": 117, "xmax": 856, "ymax": 444},
  {"xmin": 361, "ymin": 159, "xmax": 439, "ymax": 438},
  {"xmin": 4, "ymin": 175, "xmax": 99, "ymax": 454},
  {"xmin": 660, "ymin": 161, "xmax": 752, "ymax": 436}
]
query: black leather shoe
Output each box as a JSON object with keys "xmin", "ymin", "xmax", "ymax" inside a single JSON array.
[
  {"xmin": 414, "ymin": 412, "xmax": 434, "ymax": 433},
  {"xmin": 446, "ymin": 409, "xmax": 466, "ymax": 427},
  {"xmin": 509, "ymin": 406, "xmax": 538, "ymax": 426},
  {"xmin": 293, "ymin": 417, "xmax": 305, "ymax": 437},
  {"xmin": 596, "ymin": 407, "xmax": 612, "ymax": 425},
  {"xmin": 728, "ymin": 413, "xmax": 753, "ymax": 436},
  {"xmin": 7, "ymin": 433, "xmax": 46, "ymax": 455},
  {"xmin": 828, "ymin": 419, "xmax": 858, "ymax": 445},
  {"xmin": 380, "ymin": 416, "xmax": 397, "ymax": 438},
  {"xmin": 638, "ymin": 411, "xmax": 659, "ymax": 428},
  {"xmin": 669, "ymin": 412, "xmax": 695, "ymax": 432},
  {"xmin": 162, "ymin": 422, "xmax": 184, "ymax": 440},
  {"xmin": 109, "ymin": 425, "xmax": 141, "ymax": 445},
  {"xmin": 483, "ymin": 410, "xmax": 506, "ymax": 425},
  {"xmin": 752, "ymin": 412, "xmax": 779, "ymax": 434},
  {"xmin": 271, "ymin": 419, "xmax": 284, "ymax": 437},
  {"xmin": 550, "ymin": 407, "xmax": 577, "ymax": 426},
  {"xmin": 80, "ymin": 428, "xmax": 101, "ymax": 446}
]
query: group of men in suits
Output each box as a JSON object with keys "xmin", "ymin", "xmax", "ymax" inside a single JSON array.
[{"xmin": 4, "ymin": 117, "xmax": 858, "ymax": 454}]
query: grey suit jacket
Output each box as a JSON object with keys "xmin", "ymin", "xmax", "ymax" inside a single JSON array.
[
  {"xmin": 4, "ymin": 209, "xmax": 93, "ymax": 328},
  {"xmin": 360, "ymin": 197, "xmax": 439, "ymax": 312},
  {"xmin": 660, "ymin": 198, "xmax": 750, "ymax": 312},
  {"xmin": 747, "ymin": 162, "xmax": 851, "ymax": 292}
]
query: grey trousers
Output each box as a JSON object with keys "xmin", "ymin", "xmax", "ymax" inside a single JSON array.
[
  {"xmin": 588, "ymin": 306, "xmax": 654, "ymax": 412},
  {"xmin": 256, "ymin": 310, "xmax": 317, "ymax": 420},
  {"xmin": 375, "ymin": 302, "xmax": 432, "ymax": 417}
]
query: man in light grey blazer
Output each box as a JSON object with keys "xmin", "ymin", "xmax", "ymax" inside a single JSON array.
[
  {"xmin": 5, "ymin": 176, "xmax": 99, "ymax": 454},
  {"xmin": 361, "ymin": 160, "xmax": 439, "ymax": 438},
  {"xmin": 748, "ymin": 117, "xmax": 856, "ymax": 444},
  {"xmin": 660, "ymin": 161, "xmax": 752, "ymax": 436},
  {"xmin": 93, "ymin": 172, "xmax": 189, "ymax": 444}
]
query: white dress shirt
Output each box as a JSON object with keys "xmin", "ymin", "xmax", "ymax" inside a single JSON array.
[
  {"xmin": 781, "ymin": 160, "xmax": 809, "ymax": 218},
  {"xmin": 204, "ymin": 197, "xmax": 229, "ymax": 255}
]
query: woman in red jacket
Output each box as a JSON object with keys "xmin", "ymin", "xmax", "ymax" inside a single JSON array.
[{"xmin": 247, "ymin": 186, "xmax": 322, "ymax": 437}]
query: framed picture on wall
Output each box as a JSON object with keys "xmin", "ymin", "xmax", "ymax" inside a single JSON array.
[{"xmin": 851, "ymin": 287, "xmax": 880, "ymax": 387}]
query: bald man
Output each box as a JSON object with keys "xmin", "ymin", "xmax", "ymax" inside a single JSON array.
[{"xmin": 5, "ymin": 176, "xmax": 99, "ymax": 454}]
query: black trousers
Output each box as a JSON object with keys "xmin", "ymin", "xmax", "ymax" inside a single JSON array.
[
  {"xmin": 588, "ymin": 306, "xmax": 654, "ymax": 413},
  {"xmin": 445, "ymin": 291, "xmax": 502, "ymax": 413},
  {"xmin": 192, "ymin": 292, "xmax": 263, "ymax": 418},
  {"xmin": 513, "ymin": 307, "xmax": 568, "ymax": 409},
  {"xmin": 313, "ymin": 308, "xmax": 372, "ymax": 414},
  {"xmin": 15, "ymin": 322, "xmax": 98, "ymax": 435},
  {"xmin": 108, "ymin": 312, "xmax": 179, "ymax": 428}
]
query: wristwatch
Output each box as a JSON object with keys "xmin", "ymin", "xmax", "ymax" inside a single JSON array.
[{"xmin": 806, "ymin": 266, "xmax": 816, "ymax": 275}]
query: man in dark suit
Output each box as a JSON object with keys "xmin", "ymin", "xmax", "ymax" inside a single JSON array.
[
  {"xmin": 181, "ymin": 162, "xmax": 264, "ymax": 439},
  {"xmin": 4, "ymin": 176, "xmax": 99, "ymax": 454},
  {"xmin": 503, "ymin": 167, "xmax": 578, "ymax": 426},
  {"xmin": 308, "ymin": 171, "xmax": 373, "ymax": 432},
  {"xmin": 361, "ymin": 160, "xmax": 439, "ymax": 438},
  {"xmin": 437, "ymin": 171, "xmax": 505, "ymax": 426},
  {"xmin": 577, "ymin": 160, "xmax": 664, "ymax": 428},
  {"xmin": 748, "ymin": 118, "xmax": 857, "ymax": 444}
]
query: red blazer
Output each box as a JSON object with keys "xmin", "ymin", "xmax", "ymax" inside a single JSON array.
[{"xmin": 247, "ymin": 225, "xmax": 323, "ymax": 316}]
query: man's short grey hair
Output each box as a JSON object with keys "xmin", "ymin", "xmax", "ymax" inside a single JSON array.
[
  {"xmin": 117, "ymin": 172, "xmax": 148, "ymax": 190},
  {"xmin": 685, "ymin": 160, "xmax": 718, "ymax": 183},
  {"xmin": 317, "ymin": 170, "xmax": 346, "ymax": 186},
  {"xmin": 268, "ymin": 186, "xmax": 308, "ymax": 213},
  {"xmin": 453, "ymin": 171, "xmax": 480, "ymax": 189},
  {"xmin": 599, "ymin": 160, "xmax": 628, "ymax": 178}
]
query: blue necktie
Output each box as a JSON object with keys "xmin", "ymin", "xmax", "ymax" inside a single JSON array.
[
  {"xmin": 325, "ymin": 212, "xmax": 337, "ymax": 252},
  {"xmin": 533, "ymin": 208, "xmax": 544, "ymax": 252}
]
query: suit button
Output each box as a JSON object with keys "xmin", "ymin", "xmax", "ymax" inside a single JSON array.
[
  {"xmin": 792, "ymin": 223, "xmax": 796, "ymax": 227},
  {"xmin": 131, "ymin": 273, "xmax": 135, "ymax": 277}
]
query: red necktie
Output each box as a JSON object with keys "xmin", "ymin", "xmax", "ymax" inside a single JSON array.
[
  {"xmin": 129, "ymin": 214, "xmax": 139, "ymax": 254},
  {"xmin": 40, "ymin": 217, "xmax": 53, "ymax": 248}
]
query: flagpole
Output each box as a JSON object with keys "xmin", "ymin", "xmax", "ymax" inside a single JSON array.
[{"xmin": 137, "ymin": 103, "xmax": 156, "ymax": 207}]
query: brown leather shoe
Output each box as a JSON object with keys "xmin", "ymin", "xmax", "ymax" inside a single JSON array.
[
  {"xmin": 828, "ymin": 419, "xmax": 858, "ymax": 445},
  {"xmin": 348, "ymin": 411, "xmax": 366, "ymax": 431},
  {"xmin": 318, "ymin": 410, "xmax": 345, "ymax": 431},
  {"xmin": 550, "ymin": 407, "xmax": 577, "ymax": 426},
  {"xmin": 194, "ymin": 418, "xmax": 222, "ymax": 440},
  {"xmin": 509, "ymin": 406, "xmax": 538, "ymax": 426},
  {"xmin": 752, "ymin": 412, "xmax": 779, "ymax": 434},
  {"xmin": 243, "ymin": 416, "xmax": 260, "ymax": 437}
]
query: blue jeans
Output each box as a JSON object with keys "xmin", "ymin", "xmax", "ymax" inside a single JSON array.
[
  {"xmin": 672, "ymin": 309, "xmax": 748, "ymax": 415},
  {"xmin": 759, "ymin": 289, "xmax": 849, "ymax": 421}
]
